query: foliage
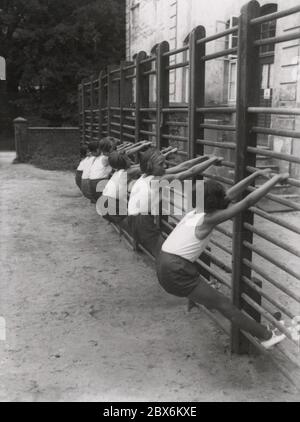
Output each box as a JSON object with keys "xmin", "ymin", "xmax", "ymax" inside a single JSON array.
[{"xmin": 0, "ymin": 0, "xmax": 125, "ymax": 125}]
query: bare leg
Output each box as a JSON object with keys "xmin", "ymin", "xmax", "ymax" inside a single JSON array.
[{"xmin": 188, "ymin": 280, "xmax": 272, "ymax": 341}]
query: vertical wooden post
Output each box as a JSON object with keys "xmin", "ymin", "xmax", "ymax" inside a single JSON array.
[
  {"xmin": 232, "ymin": 0, "xmax": 261, "ymax": 354},
  {"xmin": 188, "ymin": 26, "xmax": 211, "ymax": 306},
  {"xmin": 107, "ymin": 65, "xmax": 120, "ymax": 137},
  {"xmin": 188, "ymin": 26, "xmax": 206, "ymax": 159},
  {"xmin": 120, "ymin": 61, "xmax": 134, "ymax": 143},
  {"xmin": 135, "ymin": 51, "xmax": 149, "ymax": 143},
  {"xmin": 98, "ymin": 71, "xmax": 104, "ymax": 140},
  {"xmin": 81, "ymin": 79, "xmax": 86, "ymax": 143},
  {"xmin": 156, "ymin": 42, "xmax": 170, "ymax": 150},
  {"xmin": 78, "ymin": 84, "xmax": 83, "ymax": 143},
  {"xmin": 90, "ymin": 76, "xmax": 95, "ymax": 141}
]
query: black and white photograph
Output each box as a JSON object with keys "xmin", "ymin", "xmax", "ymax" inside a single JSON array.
[{"xmin": 0, "ymin": 0, "xmax": 300, "ymax": 403}]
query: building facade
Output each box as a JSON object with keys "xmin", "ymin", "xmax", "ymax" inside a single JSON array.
[{"xmin": 126, "ymin": 0, "xmax": 300, "ymax": 185}]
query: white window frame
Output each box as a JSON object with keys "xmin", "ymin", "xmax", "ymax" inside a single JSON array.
[
  {"xmin": 227, "ymin": 17, "xmax": 238, "ymax": 54},
  {"xmin": 225, "ymin": 16, "xmax": 238, "ymax": 103},
  {"xmin": 228, "ymin": 59, "xmax": 237, "ymax": 103},
  {"xmin": 130, "ymin": 1, "xmax": 140, "ymax": 32}
]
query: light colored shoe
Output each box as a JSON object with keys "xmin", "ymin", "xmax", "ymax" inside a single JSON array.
[
  {"xmin": 289, "ymin": 317, "xmax": 300, "ymax": 342},
  {"xmin": 261, "ymin": 330, "xmax": 286, "ymax": 349}
]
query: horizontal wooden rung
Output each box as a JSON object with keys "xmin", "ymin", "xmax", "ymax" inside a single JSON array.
[
  {"xmin": 251, "ymin": 205, "xmax": 300, "ymax": 235},
  {"xmin": 242, "ymin": 276, "xmax": 294, "ymax": 320},
  {"xmin": 166, "ymin": 121, "xmax": 188, "ymax": 127},
  {"xmin": 123, "ymin": 124, "xmax": 135, "ymax": 131},
  {"xmin": 197, "ymin": 107, "xmax": 236, "ymax": 114},
  {"xmin": 166, "ymin": 61, "xmax": 189, "ymax": 71},
  {"xmin": 197, "ymin": 139, "xmax": 236, "ymax": 149},
  {"xmin": 254, "ymin": 31, "xmax": 300, "ymax": 46},
  {"xmin": 248, "ymin": 146, "xmax": 300, "ymax": 165},
  {"xmin": 162, "ymin": 108, "xmax": 188, "ymax": 113},
  {"xmin": 197, "ymin": 26, "xmax": 238, "ymax": 45},
  {"xmin": 252, "ymin": 126, "xmax": 300, "ymax": 139},
  {"xmin": 142, "ymin": 69, "xmax": 156, "ymax": 76},
  {"xmin": 123, "ymin": 133, "xmax": 136, "ymax": 140},
  {"xmin": 248, "ymin": 186, "xmax": 300, "ymax": 211},
  {"xmin": 250, "ymin": 5, "xmax": 300, "ymax": 26},
  {"xmin": 162, "ymin": 134, "xmax": 188, "ymax": 142},
  {"xmin": 244, "ymin": 222, "xmax": 300, "ymax": 258},
  {"xmin": 201, "ymin": 47, "xmax": 237, "ymax": 61},
  {"xmin": 200, "ymin": 123, "xmax": 236, "ymax": 132},
  {"xmin": 162, "ymin": 45, "xmax": 189, "ymax": 58},
  {"xmin": 248, "ymin": 107, "xmax": 300, "ymax": 116},
  {"xmin": 140, "ymin": 130, "xmax": 156, "ymax": 136}
]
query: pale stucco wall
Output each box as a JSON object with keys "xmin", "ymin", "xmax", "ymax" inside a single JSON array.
[{"xmin": 126, "ymin": 0, "xmax": 299, "ymax": 104}]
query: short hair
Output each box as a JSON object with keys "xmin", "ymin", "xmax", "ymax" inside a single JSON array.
[
  {"xmin": 138, "ymin": 147, "xmax": 162, "ymax": 175},
  {"xmin": 204, "ymin": 180, "xmax": 230, "ymax": 213},
  {"xmin": 88, "ymin": 141, "xmax": 99, "ymax": 153},
  {"xmin": 80, "ymin": 144, "xmax": 88, "ymax": 158},
  {"xmin": 101, "ymin": 136, "xmax": 120, "ymax": 151},
  {"xmin": 108, "ymin": 151, "xmax": 131, "ymax": 170},
  {"xmin": 99, "ymin": 137, "xmax": 115, "ymax": 154},
  {"xmin": 111, "ymin": 137, "xmax": 122, "ymax": 148}
]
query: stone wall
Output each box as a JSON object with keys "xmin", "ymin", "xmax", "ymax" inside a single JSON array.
[{"xmin": 14, "ymin": 118, "xmax": 80, "ymax": 171}]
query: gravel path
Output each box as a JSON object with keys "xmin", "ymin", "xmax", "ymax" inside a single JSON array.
[{"xmin": 0, "ymin": 152, "xmax": 298, "ymax": 402}]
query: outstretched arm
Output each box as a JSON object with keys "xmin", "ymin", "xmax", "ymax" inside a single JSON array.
[
  {"xmin": 117, "ymin": 142, "xmax": 132, "ymax": 151},
  {"xmin": 161, "ymin": 146, "xmax": 173, "ymax": 154},
  {"xmin": 163, "ymin": 157, "xmax": 223, "ymax": 181},
  {"xmin": 126, "ymin": 141, "xmax": 153, "ymax": 156},
  {"xmin": 226, "ymin": 168, "xmax": 272, "ymax": 202},
  {"xmin": 206, "ymin": 173, "xmax": 289, "ymax": 227},
  {"xmin": 162, "ymin": 148, "xmax": 178, "ymax": 159},
  {"xmin": 165, "ymin": 155, "xmax": 210, "ymax": 174}
]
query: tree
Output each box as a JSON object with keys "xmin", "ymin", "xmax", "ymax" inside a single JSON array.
[{"xmin": 0, "ymin": 0, "xmax": 125, "ymax": 125}]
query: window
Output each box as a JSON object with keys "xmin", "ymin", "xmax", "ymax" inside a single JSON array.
[
  {"xmin": 259, "ymin": 4, "xmax": 277, "ymax": 57},
  {"xmin": 130, "ymin": 1, "xmax": 140, "ymax": 32},
  {"xmin": 225, "ymin": 17, "xmax": 238, "ymax": 55},
  {"xmin": 0, "ymin": 56, "xmax": 5, "ymax": 81},
  {"xmin": 261, "ymin": 63, "xmax": 274, "ymax": 89},
  {"xmin": 225, "ymin": 17, "xmax": 238, "ymax": 103},
  {"xmin": 228, "ymin": 60, "xmax": 237, "ymax": 102}
]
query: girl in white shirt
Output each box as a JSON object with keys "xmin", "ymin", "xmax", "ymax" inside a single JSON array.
[
  {"xmin": 89, "ymin": 138, "xmax": 115, "ymax": 203},
  {"xmin": 156, "ymin": 171, "xmax": 290, "ymax": 349},
  {"xmin": 127, "ymin": 147, "xmax": 222, "ymax": 258},
  {"xmin": 75, "ymin": 144, "xmax": 88, "ymax": 190},
  {"xmin": 100, "ymin": 141, "xmax": 154, "ymax": 225},
  {"xmin": 81, "ymin": 142, "xmax": 99, "ymax": 200}
]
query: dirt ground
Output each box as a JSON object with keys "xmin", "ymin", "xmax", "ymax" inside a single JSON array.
[{"xmin": 0, "ymin": 151, "xmax": 299, "ymax": 402}]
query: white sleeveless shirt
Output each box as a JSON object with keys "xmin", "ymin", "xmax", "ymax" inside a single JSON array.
[
  {"xmin": 89, "ymin": 155, "xmax": 112, "ymax": 180},
  {"xmin": 103, "ymin": 169, "xmax": 128, "ymax": 201},
  {"xmin": 128, "ymin": 175, "xmax": 157, "ymax": 216},
  {"xmin": 77, "ymin": 157, "xmax": 88, "ymax": 171},
  {"xmin": 162, "ymin": 210, "xmax": 211, "ymax": 262},
  {"xmin": 82, "ymin": 156, "xmax": 96, "ymax": 180}
]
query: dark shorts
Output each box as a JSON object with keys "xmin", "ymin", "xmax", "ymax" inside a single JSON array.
[
  {"xmin": 81, "ymin": 179, "xmax": 93, "ymax": 200},
  {"xmin": 101, "ymin": 197, "xmax": 128, "ymax": 225},
  {"xmin": 75, "ymin": 171, "xmax": 83, "ymax": 189},
  {"xmin": 128, "ymin": 215, "xmax": 164, "ymax": 259},
  {"xmin": 90, "ymin": 179, "xmax": 107, "ymax": 202},
  {"xmin": 156, "ymin": 251, "xmax": 200, "ymax": 298}
]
